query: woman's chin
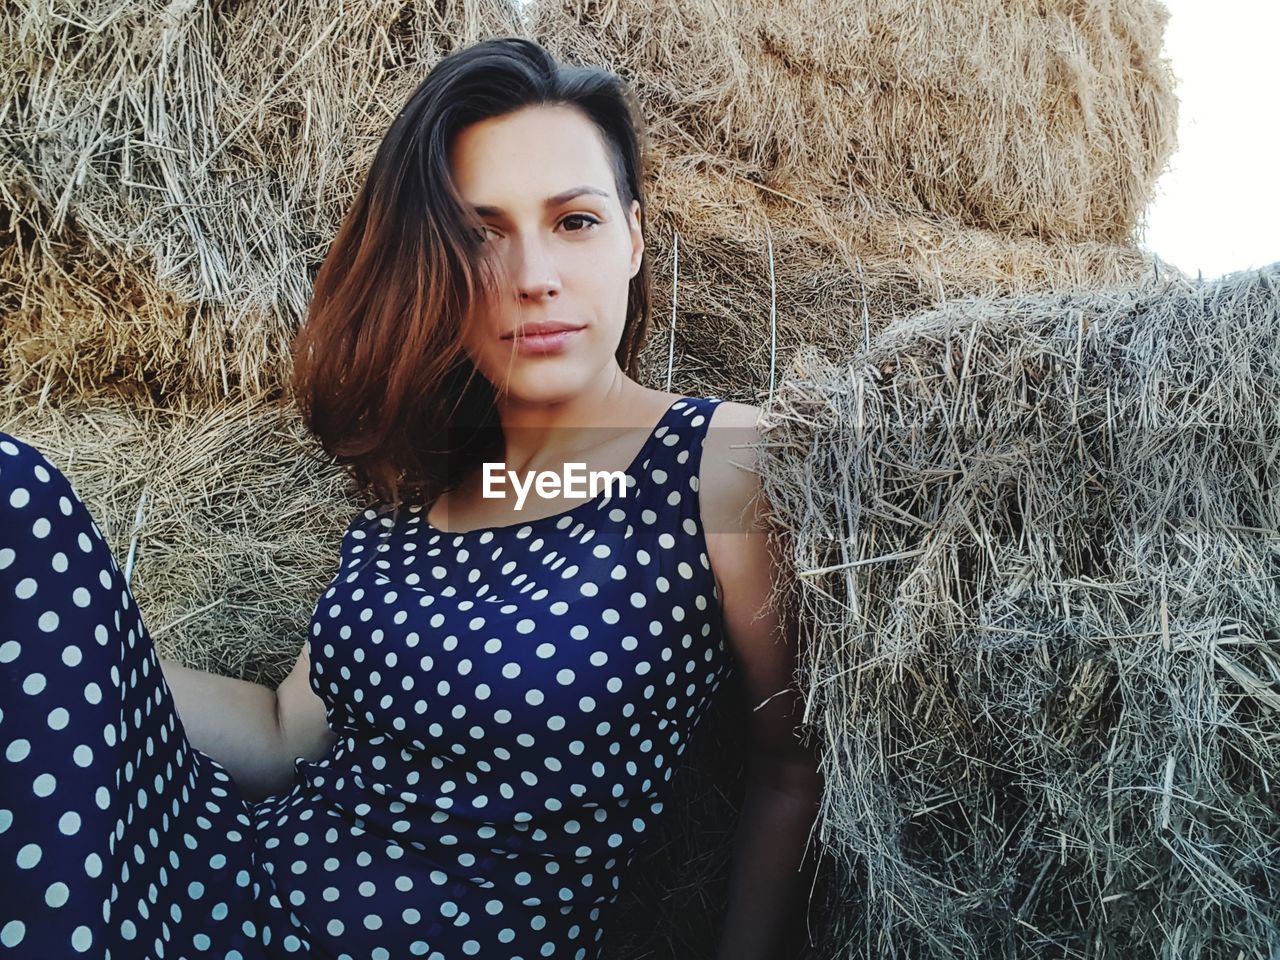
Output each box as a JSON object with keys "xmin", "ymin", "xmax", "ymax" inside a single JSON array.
[{"xmin": 485, "ymin": 365, "xmax": 596, "ymax": 405}]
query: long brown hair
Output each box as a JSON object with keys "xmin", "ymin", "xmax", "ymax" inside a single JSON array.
[{"xmin": 290, "ymin": 37, "xmax": 653, "ymax": 508}]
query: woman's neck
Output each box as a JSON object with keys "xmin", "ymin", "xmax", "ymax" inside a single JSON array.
[{"xmin": 490, "ymin": 374, "xmax": 658, "ymax": 476}]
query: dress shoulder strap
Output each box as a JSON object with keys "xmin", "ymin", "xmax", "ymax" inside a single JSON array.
[
  {"xmin": 623, "ymin": 395, "xmax": 725, "ymax": 535},
  {"xmin": 637, "ymin": 395, "xmax": 723, "ymax": 473}
]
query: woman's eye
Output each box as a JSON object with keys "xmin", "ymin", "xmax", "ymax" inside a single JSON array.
[{"xmin": 561, "ymin": 214, "xmax": 600, "ymax": 233}]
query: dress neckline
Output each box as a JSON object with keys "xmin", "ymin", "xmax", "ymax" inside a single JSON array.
[{"xmin": 422, "ymin": 396, "xmax": 692, "ymax": 536}]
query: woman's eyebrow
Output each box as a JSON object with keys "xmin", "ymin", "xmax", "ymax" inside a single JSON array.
[{"xmin": 471, "ymin": 185, "xmax": 610, "ymax": 217}]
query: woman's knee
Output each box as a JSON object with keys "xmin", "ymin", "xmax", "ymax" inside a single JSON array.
[
  {"xmin": 0, "ymin": 431, "xmax": 130, "ymax": 641},
  {"xmin": 0, "ymin": 431, "xmax": 145, "ymax": 769},
  {"xmin": 0, "ymin": 433, "xmax": 87, "ymax": 532}
]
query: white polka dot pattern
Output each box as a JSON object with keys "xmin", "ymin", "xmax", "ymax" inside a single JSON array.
[
  {"xmin": 0, "ymin": 434, "xmax": 262, "ymax": 958},
  {"xmin": 0, "ymin": 396, "xmax": 736, "ymax": 958}
]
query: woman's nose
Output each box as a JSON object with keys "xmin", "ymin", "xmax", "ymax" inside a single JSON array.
[{"xmin": 510, "ymin": 235, "xmax": 560, "ymax": 301}]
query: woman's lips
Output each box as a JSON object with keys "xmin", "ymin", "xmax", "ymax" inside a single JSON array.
[{"xmin": 504, "ymin": 327, "xmax": 584, "ymax": 355}]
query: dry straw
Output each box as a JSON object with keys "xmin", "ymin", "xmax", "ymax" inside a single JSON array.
[
  {"xmin": 0, "ymin": 0, "xmax": 523, "ymax": 399},
  {"xmin": 539, "ymin": 0, "xmax": 1173, "ymax": 242},
  {"xmin": 756, "ymin": 264, "xmax": 1280, "ymax": 958},
  {"xmin": 532, "ymin": 0, "xmax": 1180, "ymax": 399}
]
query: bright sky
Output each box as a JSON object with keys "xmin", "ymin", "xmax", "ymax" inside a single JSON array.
[{"xmin": 1135, "ymin": 1, "xmax": 1280, "ymax": 279}]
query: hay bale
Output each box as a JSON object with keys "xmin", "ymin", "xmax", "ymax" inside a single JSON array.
[
  {"xmin": 755, "ymin": 264, "xmax": 1280, "ymax": 957},
  {"xmin": 1, "ymin": 3, "xmax": 1221, "ymax": 952},
  {"xmin": 531, "ymin": 0, "xmax": 1180, "ymax": 400},
  {"xmin": 0, "ymin": 385, "xmax": 356, "ymax": 680},
  {"xmin": 0, "ymin": 0, "xmax": 523, "ymax": 399},
  {"xmin": 532, "ymin": 0, "xmax": 1177, "ymax": 243},
  {"xmin": 629, "ymin": 154, "xmax": 1168, "ymax": 401}
]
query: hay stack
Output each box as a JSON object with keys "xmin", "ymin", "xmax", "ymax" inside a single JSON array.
[
  {"xmin": 756, "ymin": 264, "xmax": 1280, "ymax": 958},
  {"xmin": 0, "ymin": 0, "xmax": 524, "ymax": 399},
  {"xmin": 538, "ymin": 0, "xmax": 1174, "ymax": 242},
  {"xmin": 531, "ymin": 0, "xmax": 1179, "ymax": 399}
]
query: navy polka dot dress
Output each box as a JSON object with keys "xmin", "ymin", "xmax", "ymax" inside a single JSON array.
[{"xmin": 0, "ymin": 395, "xmax": 737, "ymax": 959}]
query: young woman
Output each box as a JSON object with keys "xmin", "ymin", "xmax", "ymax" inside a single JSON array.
[{"xmin": 0, "ymin": 37, "xmax": 822, "ymax": 960}]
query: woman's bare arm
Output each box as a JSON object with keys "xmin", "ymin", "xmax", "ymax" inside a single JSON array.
[
  {"xmin": 159, "ymin": 642, "xmax": 336, "ymax": 803},
  {"xmin": 703, "ymin": 401, "xmax": 825, "ymax": 960}
]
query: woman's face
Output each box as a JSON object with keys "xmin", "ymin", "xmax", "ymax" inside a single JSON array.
[{"xmin": 448, "ymin": 104, "xmax": 644, "ymax": 404}]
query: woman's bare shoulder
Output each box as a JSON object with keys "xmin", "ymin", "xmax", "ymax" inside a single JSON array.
[
  {"xmin": 704, "ymin": 398, "xmax": 761, "ymax": 431},
  {"xmin": 699, "ymin": 400, "xmax": 764, "ymax": 534}
]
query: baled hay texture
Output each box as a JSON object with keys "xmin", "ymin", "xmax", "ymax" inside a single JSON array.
[
  {"xmin": 754, "ymin": 264, "xmax": 1280, "ymax": 958},
  {"xmin": 630, "ymin": 154, "xmax": 1171, "ymax": 402},
  {"xmin": 530, "ymin": 0, "xmax": 1177, "ymax": 244},
  {"xmin": 534, "ymin": 0, "xmax": 1179, "ymax": 402},
  {"xmin": 0, "ymin": 386, "xmax": 358, "ymax": 681},
  {"xmin": 0, "ymin": 0, "xmax": 523, "ymax": 400}
]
